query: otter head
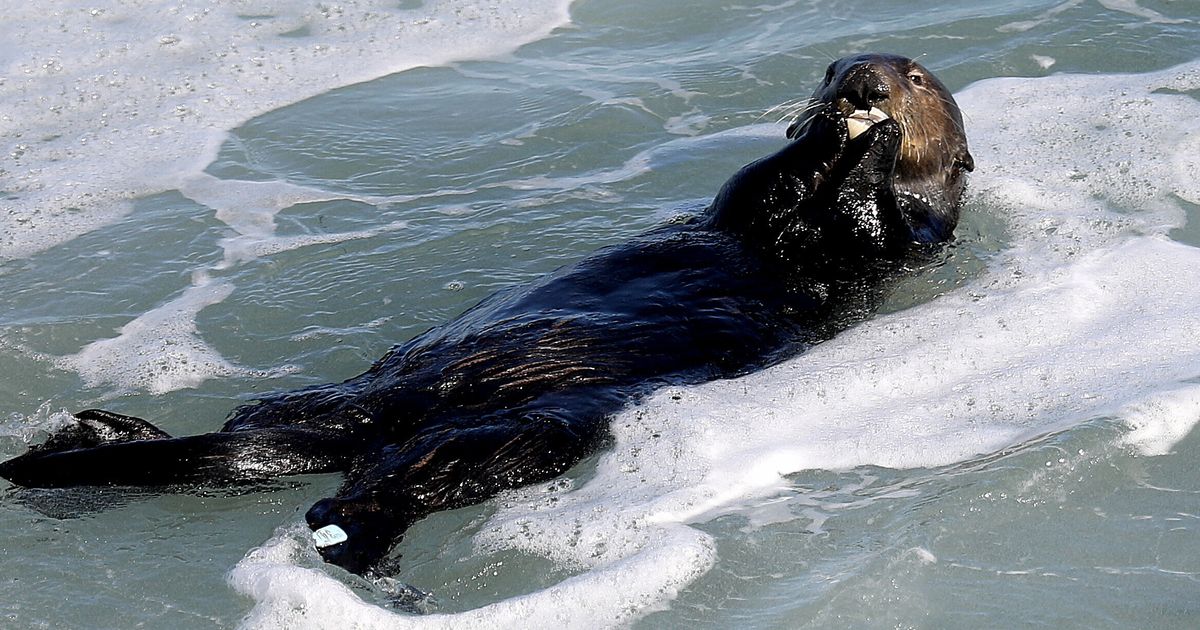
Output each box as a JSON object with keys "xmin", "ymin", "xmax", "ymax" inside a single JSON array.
[{"xmin": 788, "ymin": 53, "xmax": 974, "ymax": 241}]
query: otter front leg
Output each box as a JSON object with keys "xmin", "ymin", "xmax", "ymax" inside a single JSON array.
[
  {"xmin": 828, "ymin": 118, "xmax": 908, "ymax": 254},
  {"xmin": 305, "ymin": 410, "xmax": 605, "ymax": 574}
]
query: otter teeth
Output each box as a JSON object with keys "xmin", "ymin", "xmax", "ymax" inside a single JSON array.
[{"xmin": 845, "ymin": 107, "xmax": 890, "ymax": 140}]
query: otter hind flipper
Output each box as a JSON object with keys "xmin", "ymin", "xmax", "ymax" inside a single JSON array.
[
  {"xmin": 0, "ymin": 410, "xmax": 177, "ymax": 486},
  {"xmin": 305, "ymin": 404, "xmax": 608, "ymax": 574},
  {"xmin": 73, "ymin": 409, "xmax": 172, "ymax": 442},
  {"xmin": 34, "ymin": 409, "xmax": 172, "ymax": 454},
  {"xmin": 1, "ymin": 424, "xmax": 356, "ymax": 490}
]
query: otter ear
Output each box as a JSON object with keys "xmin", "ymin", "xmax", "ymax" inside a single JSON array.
[{"xmin": 957, "ymin": 150, "xmax": 975, "ymax": 173}]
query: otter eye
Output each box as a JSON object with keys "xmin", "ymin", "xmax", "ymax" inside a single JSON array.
[
  {"xmin": 908, "ymin": 72, "xmax": 924, "ymax": 86},
  {"xmin": 824, "ymin": 64, "xmax": 836, "ymax": 85}
]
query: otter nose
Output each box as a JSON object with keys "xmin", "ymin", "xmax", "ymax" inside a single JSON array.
[{"xmin": 838, "ymin": 63, "xmax": 890, "ymax": 108}]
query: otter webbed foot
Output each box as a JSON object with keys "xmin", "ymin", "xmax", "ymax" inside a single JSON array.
[
  {"xmin": 306, "ymin": 496, "xmax": 414, "ymax": 575},
  {"xmin": 304, "ymin": 407, "xmax": 605, "ymax": 575},
  {"xmin": 1, "ymin": 422, "xmax": 357, "ymax": 489},
  {"xmin": 62, "ymin": 409, "xmax": 172, "ymax": 446},
  {"xmin": 0, "ymin": 409, "xmax": 174, "ymax": 487},
  {"xmin": 29, "ymin": 409, "xmax": 172, "ymax": 455}
]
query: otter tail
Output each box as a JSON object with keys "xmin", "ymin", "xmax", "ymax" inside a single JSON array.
[{"xmin": 0, "ymin": 409, "xmax": 356, "ymax": 489}]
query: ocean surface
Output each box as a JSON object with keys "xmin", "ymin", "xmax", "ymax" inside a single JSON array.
[{"xmin": 3, "ymin": 1, "xmax": 1200, "ymax": 627}]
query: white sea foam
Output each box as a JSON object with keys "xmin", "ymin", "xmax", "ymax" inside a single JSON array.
[
  {"xmin": 1119, "ymin": 386, "xmax": 1200, "ymax": 456},
  {"xmin": 0, "ymin": 0, "xmax": 573, "ymax": 262},
  {"xmin": 58, "ymin": 271, "xmax": 297, "ymax": 395},
  {"xmin": 4, "ymin": 0, "xmax": 573, "ymax": 394},
  {"xmin": 178, "ymin": 174, "xmax": 416, "ymax": 268},
  {"xmin": 231, "ymin": 524, "xmax": 714, "ymax": 629},
  {"xmin": 230, "ymin": 60, "xmax": 1200, "ymax": 626}
]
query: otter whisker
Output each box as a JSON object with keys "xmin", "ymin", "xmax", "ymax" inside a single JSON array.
[
  {"xmin": 758, "ymin": 97, "xmax": 812, "ymax": 123},
  {"xmin": 776, "ymin": 99, "xmax": 822, "ymax": 126},
  {"xmin": 770, "ymin": 97, "xmax": 819, "ymax": 120},
  {"xmin": 924, "ymin": 91, "xmax": 969, "ymax": 131},
  {"xmin": 811, "ymin": 47, "xmax": 838, "ymax": 63}
]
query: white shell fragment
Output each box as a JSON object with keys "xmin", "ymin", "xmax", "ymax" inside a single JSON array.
[
  {"xmin": 845, "ymin": 107, "xmax": 890, "ymax": 139},
  {"xmin": 312, "ymin": 524, "xmax": 349, "ymax": 548}
]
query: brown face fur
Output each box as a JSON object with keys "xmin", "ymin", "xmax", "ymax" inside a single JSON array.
[{"xmin": 788, "ymin": 54, "xmax": 974, "ymax": 227}]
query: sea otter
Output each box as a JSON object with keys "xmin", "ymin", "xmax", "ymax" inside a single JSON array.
[{"xmin": 0, "ymin": 54, "xmax": 973, "ymax": 575}]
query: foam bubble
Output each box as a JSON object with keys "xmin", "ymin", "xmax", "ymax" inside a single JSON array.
[
  {"xmin": 238, "ymin": 61, "xmax": 1200, "ymax": 626},
  {"xmin": 0, "ymin": 0, "xmax": 573, "ymax": 261},
  {"xmin": 1119, "ymin": 386, "xmax": 1200, "ymax": 456},
  {"xmin": 230, "ymin": 524, "xmax": 714, "ymax": 629},
  {"xmin": 1031, "ymin": 55, "xmax": 1056, "ymax": 69},
  {"xmin": 0, "ymin": 404, "xmax": 77, "ymax": 445},
  {"xmin": 56, "ymin": 272, "xmax": 292, "ymax": 395}
]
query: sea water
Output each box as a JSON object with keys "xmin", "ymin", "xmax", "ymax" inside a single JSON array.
[{"xmin": 2, "ymin": 1, "xmax": 1200, "ymax": 628}]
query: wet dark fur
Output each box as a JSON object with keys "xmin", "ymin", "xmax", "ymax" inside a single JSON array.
[
  {"xmin": 0, "ymin": 54, "xmax": 973, "ymax": 575},
  {"xmin": 787, "ymin": 53, "xmax": 974, "ymax": 242}
]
